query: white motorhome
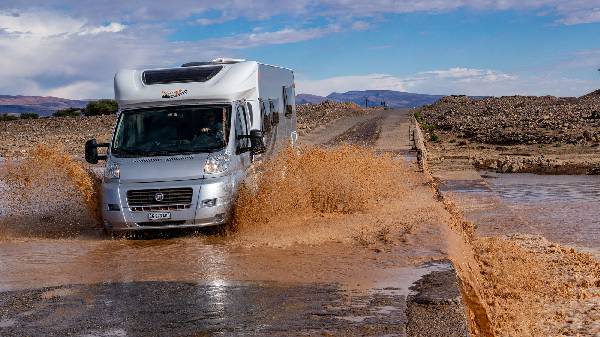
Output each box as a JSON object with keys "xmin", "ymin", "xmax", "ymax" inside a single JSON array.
[{"xmin": 85, "ymin": 59, "xmax": 296, "ymax": 233}]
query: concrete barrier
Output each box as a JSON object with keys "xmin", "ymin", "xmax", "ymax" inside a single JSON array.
[{"xmin": 410, "ymin": 115, "xmax": 428, "ymax": 172}]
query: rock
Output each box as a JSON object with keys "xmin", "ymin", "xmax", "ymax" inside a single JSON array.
[{"xmin": 418, "ymin": 90, "xmax": 600, "ymax": 145}]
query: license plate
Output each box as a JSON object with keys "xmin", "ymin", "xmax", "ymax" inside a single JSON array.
[{"xmin": 148, "ymin": 212, "xmax": 171, "ymax": 221}]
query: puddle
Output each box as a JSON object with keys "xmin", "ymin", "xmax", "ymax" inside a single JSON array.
[{"xmin": 448, "ymin": 172, "xmax": 600, "ymax": 258}]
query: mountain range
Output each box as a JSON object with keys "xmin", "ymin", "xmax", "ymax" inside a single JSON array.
[
  {"xmin": 0, "ymin": 90, "xmax": 447, "ymax": 117},
  {"xmin": 296, "ymin": 90, "xmax": 445, "ymax": 108},
  {"xmin": 0, "ymin": 95, "xmax": 88, "ymax": 117}
]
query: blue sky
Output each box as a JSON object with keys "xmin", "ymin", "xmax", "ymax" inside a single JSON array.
[{"xmin": 0, "ymin": 1, "xmax": 599, "ymax": 98}]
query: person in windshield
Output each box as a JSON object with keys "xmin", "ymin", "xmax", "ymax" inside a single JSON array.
[{"xmin": 200, "ymin": 111, "xmax": 223, "ymax": 137}]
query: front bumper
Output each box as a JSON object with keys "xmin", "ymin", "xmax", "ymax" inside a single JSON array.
[{"xmin": 101, "ymin": 177, "xmax": 235, "ymax": 231}]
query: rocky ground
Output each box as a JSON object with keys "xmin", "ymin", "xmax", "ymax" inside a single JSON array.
[
  {"xmin": 0, "ymin": 102, "xmax": 370, "ymax": 159},
  {"xmin": 296, "ymin": 101, "xmax": 372, "ymax": 135},
  {"xmin": 417, "ymin": 90, "xmax": 600, "ymax": 174},
  {"xmin": 0, "ymin": 115, "xmax": 115, "ymax": 158}
]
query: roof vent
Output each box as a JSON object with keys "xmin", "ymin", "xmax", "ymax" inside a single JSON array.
[
  {"xmin": 211, "ymin": 58, "xmax": 246, "ymax": 64},
  {"xmin": 142, "ymin": 66, "xmax": 222, "ymax": 85},
  {"xmin": 181, "ymin": 61, "xmax": 215, "ymax": 67}
]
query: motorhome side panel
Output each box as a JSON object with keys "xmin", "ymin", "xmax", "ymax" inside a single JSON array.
[{"xmin": 257, "ymin": 64, "xmax": 295, "ymax": 152}]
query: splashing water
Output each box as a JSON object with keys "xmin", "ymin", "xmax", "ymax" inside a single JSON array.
[
  {"xmin": 232, "ymin": 146, "xmax": 421, "ymax": 246},
  {"xmin": 0, "ymin": 145, "xmax": 101, "ymax": 238}
]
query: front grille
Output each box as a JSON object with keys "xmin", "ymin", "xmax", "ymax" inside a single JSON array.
[
  {"xmin": 129, "ymin": 204, "xmax": 191, "ymax": 212},
  {"xmin": 127, "ymin": 188, "xmax": 194, "ymax": 211},
  {"xmin": 137, "ymin": 221, "xmax": 186, "ymax": 227}
]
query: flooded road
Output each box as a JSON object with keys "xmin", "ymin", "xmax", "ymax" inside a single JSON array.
[
  {"xmin": 442, "ymin": 172, "xmax": 600, "ymax": 258},
  {"xmin": 0, "ymin": 110, "xmax": 470, "ymax": 336}
]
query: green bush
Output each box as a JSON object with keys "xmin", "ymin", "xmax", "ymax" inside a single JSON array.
[
  {"xmin": 54, "ymin": 108, "xmax": 82, "ymax": 117},
  {"xmin": 20, "ymin": 112, "xmax": 39, "ymax": 119},
  {"xmin": 0, "ymin": 113, "xmax": 19, "ymax": 121},
  {"xmin": 413, "ymin": 110, "xmax": 423, "ymax": 122},
  {"xmin": 421, "ymin": 122, "xmax": 437, "ymax": 132},
  {"xmin": 430, "ymin": 131, "xmax": 440, "ymax": 142},
  {"xmin": 84, "ymin": 99, "xmax": 118, "ymax": 116}
]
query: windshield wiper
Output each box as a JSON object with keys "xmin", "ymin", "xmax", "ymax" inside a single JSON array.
[{"xmin": 112, "ymin": 148, "xmax": 148, "ymax": 157}]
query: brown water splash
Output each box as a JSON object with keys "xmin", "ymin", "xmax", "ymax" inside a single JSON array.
[
  {"xmin": 232, "ymin": 145, "xmax": 420, "ymax": 247},
  {"xmin": 0, "ymin": 145, "xmax": 101, "ymax": 238}
]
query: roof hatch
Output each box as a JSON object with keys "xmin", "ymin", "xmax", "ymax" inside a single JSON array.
[{"xmin": 142, "ymin": 66, "xmax": 223, "ymax": 85}]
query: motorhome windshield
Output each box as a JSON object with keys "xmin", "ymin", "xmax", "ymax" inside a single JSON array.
[{"xmin": 112, "ymin": 105, "xmax": 231, "ymax": 157}]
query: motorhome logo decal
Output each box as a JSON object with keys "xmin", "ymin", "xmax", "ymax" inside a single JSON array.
[{"xmin": 161, "ymin": 89, "xmax": 188, "ymax": 99}]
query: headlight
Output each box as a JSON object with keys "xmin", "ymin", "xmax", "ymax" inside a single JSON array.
[
  {"xmin": 104, "ymin": 162, "xmax": 120, "ymax": 180},
  {"xmin": 204, "ymin": 153, "xmax": 230, "ymax": 174}
]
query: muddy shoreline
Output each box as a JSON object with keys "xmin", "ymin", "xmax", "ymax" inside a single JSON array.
[
  {"xmin": 416, "ymin": 92, "xmax": 600, "ymax": 175},
  {"xmin": 412, "ymin": 115, "xmax": 600, "ymax": 336},
  {"xmin": 426, "ymin": 133, "xmax": 600, "ymax": 175}
]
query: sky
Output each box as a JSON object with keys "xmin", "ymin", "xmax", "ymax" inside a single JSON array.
[{"xmin": 0, "ymin": 1, "xmax": 599, "ymax": 99}]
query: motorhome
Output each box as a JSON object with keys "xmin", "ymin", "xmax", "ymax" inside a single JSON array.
[{"xmin": 85, "ymin": 59, "xmax": 297, "ymax": 233}]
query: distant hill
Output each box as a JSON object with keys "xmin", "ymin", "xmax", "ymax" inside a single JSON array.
[
  {"xmin": 326, "ymin": 90, "xmax": 444, "ymax": 108},
  {"xmin": 296, "ymin": 90, "xmax": 445, "ymax": 108},
  {"xmin": 0, "ymin": 95, "xmax": 88, "ymax": 117},
  {"xmin": 296, "ymin": 94, "xmax": 329, "ymax": 105}
]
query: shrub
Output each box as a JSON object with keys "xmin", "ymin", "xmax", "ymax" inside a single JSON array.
[
  {"xmin": 54, "ymin": 108, "xmax": 82, "ymax": 118},
  {"xmin": 430, "ymin": 131, "xmax": 440, "ymax": 142},
  {"xmin": 414, "ymin": 110, "xmax": 423, "ymax": 122},
  {"xmin": 0, "ymin": 113, "xmax": 19, "ymax": 121},
  {"xmin": 421, "ymin": 122, "xmax": 437, "ymax": 132},
  {"xmin": 84, "ymin": 99, "xmax": 118, "ymax": 116},
  {"xmin": 20, "ymin": 112, "xmax": 39, "ymax": 119}
]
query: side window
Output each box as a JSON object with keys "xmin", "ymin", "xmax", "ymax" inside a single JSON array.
[
  {"xmin": 246, "ymin": 102, "xmax": 254, "ymax": 129},
  {"xmin": 283, "ymin": 86, "xmax": 294, "ymax": 117},
  {"xmin": 261, "ymin": 100, "xmax": 271, "ymax": 132},
  {"xmin": 236, "ymin": 105, "xmax": 249, "ymax": 149},
  {"xmin": 270, "ymin": 98, "xmax": 279, "ymax": 126}
]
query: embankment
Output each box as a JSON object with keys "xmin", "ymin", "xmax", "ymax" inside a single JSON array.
[
  {"xmin": 416, "ymin": 91, "xmax": 600, "ymax": 174},
  {"xmin": 412, "ymin": 117, "xmax": 600, "ymax": 336}
]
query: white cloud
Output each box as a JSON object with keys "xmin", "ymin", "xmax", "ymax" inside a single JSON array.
[
  {"xmin": 351, "ymin": 21, "xmax": 370, "ymax": 31},
  {"xmin": 4, "ymin": 0, "xmax": 600, "ymax": 26},
  {"xmin": 297, "ymin": 74, "xmax": 408, "ymax": 96},
  {"xmin": 0, "ymin": 4, "xmax": 598, "ymax": 99},
  {"xmin": 207, "ymin": 25, "xmax": 341, "ymax": 48},
  {"xmin": 44, "ymin": 81, "xmax": 107, "ymax": 99},
  {"xmin": 297, "ymin": 66, "xmax": 598, "ymax": 97},
  {"xmin": 298, "ymin": 67, "xmax": 522, "ymax": 96},
  {"xmin": 0, "ymin": 9, "xmax": 338, "ymax": 99},
  {"xmin": 79, "ymin": 22, "xmax": 127, "ymax": 35},
  {"xmin": 558, "ymin": 8, "xmax": 600, "ymax": 25},
  {"xmin": 0, "ymin": 9, "xmax": 126, "ymax": 37},
  {"xmin": 415, "ymin": 68, "xmax": 518, "ymax": 82}
]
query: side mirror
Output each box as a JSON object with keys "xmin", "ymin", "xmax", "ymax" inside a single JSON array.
[
  {"xmin": 249, "ymin": 129, "xmax": 265, "ymax": 155},
  {"xmin": 85, "ymin": 139, "xmax": 109, "ymax": 164}
]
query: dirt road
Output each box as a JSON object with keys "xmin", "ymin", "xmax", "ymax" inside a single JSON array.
[{"xmin": 0, "ymin": 109, "xmax": 470, "ymax": 337}]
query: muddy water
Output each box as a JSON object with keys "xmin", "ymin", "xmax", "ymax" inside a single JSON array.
[
  {"xmin": 445, "ymin": 172, "xmax": 600, "ymax": 258},
  {"xmin": 0, "ymin": 113, "xmax": 471, "ymax": 336}
]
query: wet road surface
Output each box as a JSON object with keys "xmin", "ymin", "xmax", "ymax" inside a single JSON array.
[
  {"xmin": 0, "ymin": 109, "xmax": 469, "ymax": 336},
  {"xmin": 0, "ymin": 261, "xmax": 464, "ymax": 337}
]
